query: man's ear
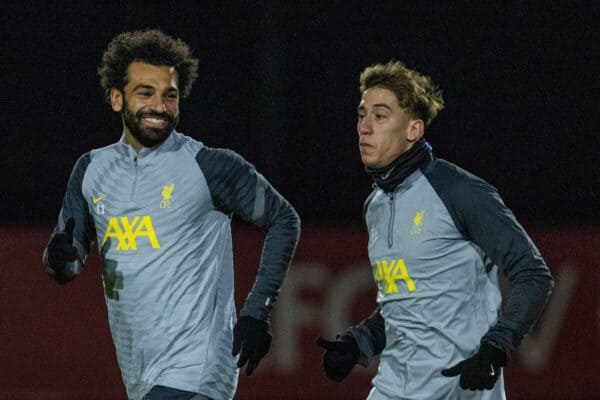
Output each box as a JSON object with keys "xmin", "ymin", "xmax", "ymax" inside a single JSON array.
[
  {"xmin": 407, "ymin": 119, "xmax": 425, "ymax": 142},
  {"xmin": 110, "ymin": 88, "xmax": 123, "ymax": 112}
]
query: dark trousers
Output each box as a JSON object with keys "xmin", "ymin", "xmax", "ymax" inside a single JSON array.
[{"xmin": 142, "ymin": 385, "xmax": 212, "ymax": 400}]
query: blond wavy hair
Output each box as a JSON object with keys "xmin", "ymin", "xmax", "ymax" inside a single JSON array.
[{"xmin": 359, "ymin": 60, "xmax": 444, "ymax": 126}]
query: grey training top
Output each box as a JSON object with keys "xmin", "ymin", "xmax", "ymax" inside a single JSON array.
[
  {"xmin": 46, "ymin": 131, "xmax": 300, "ymax": 400},
  {"xmin": 349, "ymin": 153, "xmax": 552, "ymax": 400}
]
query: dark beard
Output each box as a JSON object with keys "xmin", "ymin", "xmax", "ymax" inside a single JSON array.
[{"xmin": 121, "ymin": 101, "xmax": 179, "ymax": 148}]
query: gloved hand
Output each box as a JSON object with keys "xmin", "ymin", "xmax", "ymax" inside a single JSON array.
[
  {"xmin": 316, "ymin": 335, "xmax": 360, "ymax": 382},
  {"xmin": 232, "ymin": 316, "xmax": 272, "ymax": 376},
  {"xmin": 46, "ymin": 217, "xmax": 77, "ymax": 285},
  {"xmin": 441, "ymin": 343, "xmax": 507, "ymax": 390}
]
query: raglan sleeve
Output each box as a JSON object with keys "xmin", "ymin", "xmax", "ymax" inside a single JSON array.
[
  {"xmin": 448, "ymin": 176, "xmax": 554, "ymax": 353},
  {"xmin": 196, "ymin": 147, "xmax": 301, "ymax": 321},
  {"xmin": 43, "ymin": 153, "xmax": 97, "ymax": 275}
]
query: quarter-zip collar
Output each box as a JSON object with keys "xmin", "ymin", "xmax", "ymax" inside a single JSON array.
[
  {"xmin": 365, "ymin": 138, "xmax": 432, "ymax": 193},
  {"xmin": 117, "ymin": 130, "xmax": 178, "ymax": 163}
]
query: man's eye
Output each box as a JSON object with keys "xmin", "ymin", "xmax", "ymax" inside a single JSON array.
[
  {"xmin": 139, "ymin": 92, "xmax": 152, "ymax": 97},
  {"xmin": 375, "ymin": 114, "xmax": 386, "ymax": 120}
]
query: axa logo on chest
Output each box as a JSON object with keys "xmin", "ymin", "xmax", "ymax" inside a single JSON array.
[
  {"xmin": 374, "ymin": 259, "xmax": 416, "ymax": 293},
  {"xmin": 101, "ymin": 215, "xmax": 160, "ymax": 251}
]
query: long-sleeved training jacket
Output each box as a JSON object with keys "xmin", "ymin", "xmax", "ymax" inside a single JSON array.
[
  {"xmin": 44, "ymin": 131, "xmax": 300, "ymax": 400},
  {"xmin": 347, "ymin": 146, "xmax": 552, "ymax": 400}
]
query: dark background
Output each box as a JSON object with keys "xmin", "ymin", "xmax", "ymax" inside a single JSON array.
[
  {"xmin": 2, "ymin": 1, "xmax": 598, "ymax": 226},
  {"xmin": 1, "ymin": 2, "xmax": 599, "ymax": 400}
]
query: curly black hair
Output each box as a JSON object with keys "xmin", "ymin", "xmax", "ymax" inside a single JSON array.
[{"xmin": 98, "ymin": 29, "xmax": 199, "ymax": 103}]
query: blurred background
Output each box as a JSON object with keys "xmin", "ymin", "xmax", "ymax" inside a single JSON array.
[{"xmin": 1, "ymin": 1, "xmax": 598, "ymax": 399}]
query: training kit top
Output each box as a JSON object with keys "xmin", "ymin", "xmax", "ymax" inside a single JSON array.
[
  {"xmin": 349, "ymin": 142, "xmax": 552, "ymax": 400},
  {"xmin": 46, "ymin": 131, "xmax": 300, "ymax": 400}
]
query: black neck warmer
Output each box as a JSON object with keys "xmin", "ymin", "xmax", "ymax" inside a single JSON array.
[{"xmin": 365, "ymin": 139, "xmax": 432, "ymax": 193}]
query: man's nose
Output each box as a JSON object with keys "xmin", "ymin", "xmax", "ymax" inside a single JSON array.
[
  {"xmin": 358, "ymin": 116, "xmax": 372, "ymax": 135},
  {"xmin": 149, "ymin": 96, "xmax": 167, "ymax": 112}
]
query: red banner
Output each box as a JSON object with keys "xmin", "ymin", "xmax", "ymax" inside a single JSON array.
[{"xmin": 1, "ymin": 224, "xmax": 599, "ymax": 399}]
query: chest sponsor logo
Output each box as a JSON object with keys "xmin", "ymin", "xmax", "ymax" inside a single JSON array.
[
  {"xmin": 411, "ymin": 210, "xmax": 425, "ymax": 235},
  {"xmin": 101, "ymin": 215, "xmax": 160, "ymax": 251},
  {"xmin": 160, "ymin": 183, "xmax": 175, "ymax": 209},
  {"xmin": 374, "ymin": 259, "xmax": 416, "ymax": 293}
]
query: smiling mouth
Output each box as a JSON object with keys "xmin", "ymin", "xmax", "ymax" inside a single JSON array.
[{"xmin": 142, "ymin": 117, "xmax": 168, "ymax": 127}]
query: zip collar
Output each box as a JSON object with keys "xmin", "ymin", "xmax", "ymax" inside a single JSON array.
[
  {"xmin": 365, "ymin": 138, "xmax": 432, "ymax": 193},
  {"xmin": 117, "ymin": 130, "xmax": 178, "ymax": 161}
]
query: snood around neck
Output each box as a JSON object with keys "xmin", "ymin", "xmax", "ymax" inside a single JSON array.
[{"xmin": 365, "ymin": 139, "xmax": 432, "ymax": 193}]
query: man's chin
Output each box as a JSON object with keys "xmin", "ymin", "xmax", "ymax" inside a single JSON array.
[
  {"xmin": 361, "ymin": 157, "xmax": 377, "ymax": 169},
  {"xmin": 363, "ymin": 160, "xmax": 387, "ymax": 169},
  {"xmin": 135, "ymin": 130, "xmax": 171, "ymax": 147}
]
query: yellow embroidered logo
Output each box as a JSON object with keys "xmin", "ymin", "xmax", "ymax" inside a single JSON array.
[
  {"xmin": 411, "ymin": 210, "xmax": 425, "ymax": 235},
  {"xmin": 92, "ymin": 195, "xmax": 106, "ymax": 204},
  {"xmin": 101, "ymin": 215, "xmax": 160, "ymax": 251},
  {"xmin": 374, "ymin": 259, "xmax": 416, "ymax": 293},
  {"xmin": 160, "ymin": 183, "xmax": 175, "ymax": 209}
]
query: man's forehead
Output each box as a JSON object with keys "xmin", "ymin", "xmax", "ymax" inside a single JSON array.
[
  {"xmin": 126, "ymin": 62, "xmax": 179, "ymax": 86},
  {"xmin": 358, "ymin": 88, "xmax": 398, "ymax": 109}
]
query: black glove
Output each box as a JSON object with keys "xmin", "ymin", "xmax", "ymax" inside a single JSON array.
[
  {"xmin": 46, "ymin": 217, "xmax": 77, "ymax": 285},
  {"xmin": 232, "ymin": 316, "xmax": 272, "ymax": 376},
  {"xmin": 441, "ymin": 343, "xmax": 507, "ymax": 390},
  {"xmin": 316, "ymin": 335, "xmax": 360, "ymax": 382}
]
